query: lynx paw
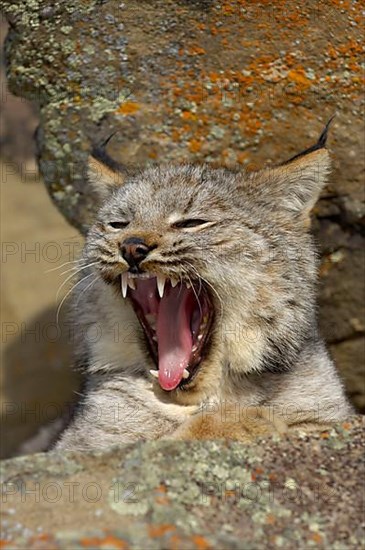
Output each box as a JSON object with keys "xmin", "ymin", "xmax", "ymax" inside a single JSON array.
[{"xmin": 166, "ymin": 405, "xmax": 287, "ymax": 442}]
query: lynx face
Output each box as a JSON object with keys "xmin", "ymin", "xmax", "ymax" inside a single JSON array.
[{"xmin": 83, "ymin": 130, "xmax": 331, "ymax": 403}]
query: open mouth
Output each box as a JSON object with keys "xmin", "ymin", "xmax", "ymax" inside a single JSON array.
[{"xmin": 120, "ymin": 273, "xmax": 214, "ymax": 391}]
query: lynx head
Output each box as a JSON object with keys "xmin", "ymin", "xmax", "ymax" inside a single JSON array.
[{"xmin": 83, "ymin": 123, "xmax": 331, "ymax": 404}]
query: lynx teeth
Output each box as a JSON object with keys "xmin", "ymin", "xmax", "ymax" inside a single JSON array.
[
  {"xmin": 170, "ymin": 277, "xmax": 179, "ymax": 288},
  {"xmin": 121, "ymin": 273, "xmax": 128, "ymax": 298},
  {"xmin": 150, "ymin": 368, "xmax": 190, "ymax": 380},
  {"xmin": 129, "ymin": 272, "xmax": 151, "ymax": 279},
  {"xmin": 128, "ymin": 277, "xmax": 136, "ymax": 290},
  {"xmin": 122, "ymin": 273, "xmax": 195, "ymax": 297},
  {"xmin": 157, "ymin": 274, "xmax": 166, "ymax": 298}
]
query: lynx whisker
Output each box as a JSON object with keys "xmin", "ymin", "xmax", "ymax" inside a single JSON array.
[
  {"xmin": 45, "ymin": 259, "xmax": 82, "ymax": 274},
  {"xmin": 56, "ymin": 272, "xmax": 96, "ymax": 326},
  {"xmin": 59, "ymin": 260, "xmax": 100, "ymax": 277},
  {"xmin": 75, "ymin": 275, "xmax": 99, "ymax": 307},
  {"xmin": 56, "ymin": 262, "xmax": 100, "ymax": 299},
  {"xmin": 186, "ymin": 272, "xmax": 203, "ymax": 316},
  {"xmin": 185, "ymin": 261, "xmax": 224, "ymax": 318}
]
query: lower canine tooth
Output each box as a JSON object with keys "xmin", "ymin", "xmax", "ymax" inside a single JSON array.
[
  {"xmin": 149, "ymin": 370, "xmax": 159, "ymax": 379},
  {"xmin": 182, "ymin": 369, "xmax": 190, "ymax": 379},
  {"xmin": 121, "ymin": 273, "xmax": 128, "ymax": 298}
]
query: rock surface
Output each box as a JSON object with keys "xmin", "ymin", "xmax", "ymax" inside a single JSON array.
[
  {"xmin": 1, "ymin": 416, "xmax": 364, "ymax": 549},
  {"xmin": 1, "ymin": 0, "xmax": 364, "ymax": 443}
]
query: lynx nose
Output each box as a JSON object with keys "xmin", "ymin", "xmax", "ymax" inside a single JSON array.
[{"xmin": 120, "ymin": 237, "xmax": 151, "ymax": 269}]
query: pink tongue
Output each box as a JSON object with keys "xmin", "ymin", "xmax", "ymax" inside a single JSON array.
[{"xmin": 157, "ymin": 286, "xmax": 194, "ymax": 391}]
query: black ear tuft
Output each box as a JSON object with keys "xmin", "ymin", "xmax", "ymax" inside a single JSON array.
[
  {"xmin": 316, "ymin": 114, "xmax": 335, "ymax": 148},
  {"xmin": 91, "ymin": 131, "xmax": 126, "ymax": 173},
  {"xmin": 87, "ymin": 131, "xmax": 127, "ymax": 202},
  {"xmin": 282, "ymin": 115, "xmax": 335, "ymax": 165}
]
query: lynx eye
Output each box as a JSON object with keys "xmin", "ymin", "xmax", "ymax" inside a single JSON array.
[
  {"xmin": 172, "ymin": 219, "xmax": 210, "ymax": 229},
  {"xmin": 108, "ymin": 221, "xmax": 129, "ymax": 230}
]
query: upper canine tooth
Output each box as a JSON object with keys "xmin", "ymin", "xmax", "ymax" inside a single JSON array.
[
  {"xmin": 186, "ymin": 281, "xmax": 191, "ymax": 289},
  {"xmin": 157, "ymin": 274, "xmax": 166, "ymax": 298},
  {"xmin": 170, "ymin": 277, "xmax": 178, "ymax": 288},
  {"xmin": 121, "ymin": 273, "xmax": 128, "ymax": 298},
  {"xmin": 128, "ymin": 277, "xmax": 136, "ymax": 290}
]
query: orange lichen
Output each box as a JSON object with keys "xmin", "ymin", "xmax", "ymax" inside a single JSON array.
[
  {"xmin": 80, "ymin": 536, "xmax": 104, "ymax": 547},
  {"xmin": 154, "ymin": 0, "xmax": 362, "ymax": 165},
  {"xmin": 188, "ymin": 45, "xmax": 206, "ymax": 56},
  {"xmin": 154, "ymin": 484, "xmax": 170, "ymax": 505},
  {"xmin": 148, "ymin": 524, "xmax": 176, "ymax": 538},
  {"xmin": 190, "ymin": 535, "xmax": 212, "ymax": 550},
  {"xmin": 148, "ymin": 150, "xmax": 158, "ymax": 159},
  {"xmin": 236, "ymin": 151, "xmax": 249, "ymax": 164},
  {"xmin": 155, "ymin": 495, "xmax": 170, "ymax": 505},
  {"xmin": 101, "ymin": 535, "xmax": 129, "ymax": 549},
  {"xmin": 181, "ymin": 111, "xmax": 198, "ymax": 121},
  {"xmin": 266, "ymin": 513, "xmax": 276, "ymax": 525},
  {"xmin": 116, "ymin": 101, "xmax": 140, "ymax": 115},
  {"xmin": 80, "ymin": 535, "xmax": 129, "ymax": 549},
  {"xmin": 188, "ymin": 139, "xmax": 202, "ymax": 153},
  {"xmin": 27, "ymin": 534, "xmax": 58, "ymax": 550},
  {"xmin": 251, "ymin": 466, "xmax": 264, "ymax": 482},
  {"xmin": 224, "ymin": 489, "xmax": 237, "ymax": 499},
  {"xmin": 287, "ymin": 69, "xmax": 312, "ymax": 88},
  {"xmin": 310, "ymin": 532, "xmax": 324, "ymax": 544}
]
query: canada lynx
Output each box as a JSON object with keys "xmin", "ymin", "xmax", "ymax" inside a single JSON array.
[{"xmin": 56, "ymin": 122, "xmax": 352, "ymax": 450}]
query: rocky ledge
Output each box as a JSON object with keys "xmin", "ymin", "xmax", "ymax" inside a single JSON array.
[{"xmin": 1, "ymin": 416, "xmax": 364, "ymax": 549}]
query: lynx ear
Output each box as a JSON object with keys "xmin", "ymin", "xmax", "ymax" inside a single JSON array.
[
  {"xmin": 273, "ymin": 147, "xmax": 330, "ymax": 216},
  {"xmin": 87, "ymin": 155, "xmax": 126, "ymax": 202},
  {"xmin": 260, "ymin": 120, "xmax": 333, "ymax": 220}
]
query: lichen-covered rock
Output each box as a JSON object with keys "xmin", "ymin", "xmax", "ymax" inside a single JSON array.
[
  {"xmin": 1, "ymin": 417, "xmax": 364, "ymax": 549},
  {"xmin": 1, "ymin": 0, "xmax": 364, "ymax": 423}
]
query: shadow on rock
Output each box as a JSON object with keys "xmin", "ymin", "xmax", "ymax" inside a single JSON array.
[{"xmin": 1, "ymin": 305, "xmax": 83, "ymax": 458}]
